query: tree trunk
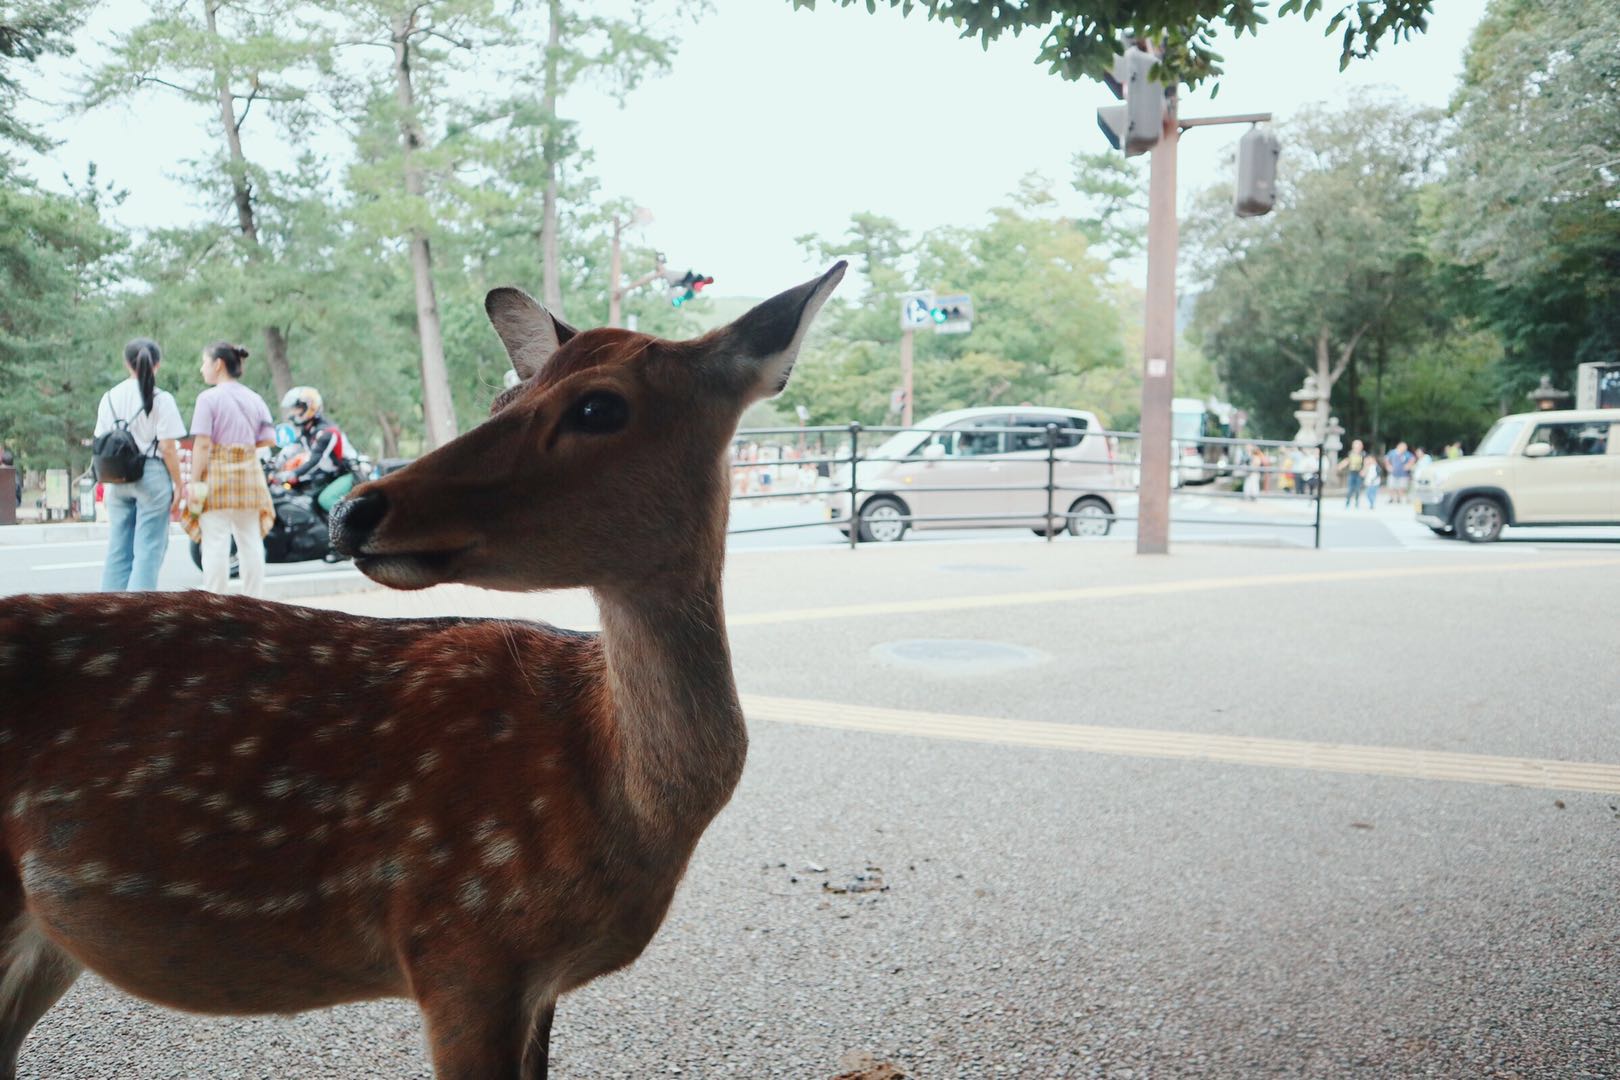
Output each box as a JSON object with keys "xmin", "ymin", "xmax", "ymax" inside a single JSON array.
[
  {"xmin": 393, "ymin": 13, "xmax": 458, "ymax": 450},
  {"xmin": 205, "ymin": 0, "xmax": 294, "ymax": 395},
  {"xmin": 263, "ymin": 324, "xmax": 293, "ymax": 402},
  {"xmin": 539, "ymin": 0, "xmax": 564, "ymax": 315},
  {"xmin": 1371, "ymin": 333, "xmax": 1385, "ymax": 450},
  {"xmin": 376, "ymin": 410, "xmax": 401, "ymax": 459}
]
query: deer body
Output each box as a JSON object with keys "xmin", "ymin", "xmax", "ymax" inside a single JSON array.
[{"xmin": 1, "ymin": 263, "xmax": 845, "ymax": 1078}]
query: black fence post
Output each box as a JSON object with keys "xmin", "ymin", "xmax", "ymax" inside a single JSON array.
[
  {"xmin": 847, "ymin": 421, "xmax": 861, "ymax": 550},
  {"xmin": 1045, "ymin": 423, "xmax": 1058, "ymax": 542},
  {"xmin": 1314, "ymin": 442, "xmax": 1325, "ymax": 549}
]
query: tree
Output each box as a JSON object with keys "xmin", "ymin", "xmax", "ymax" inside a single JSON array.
[
  {"xmin": 1186, "ymin": 100, "xmax": 1443, "ymax": 438},
  {"xmin": 0, "ymin": 1, "xmax": 129, "ymax": 471},
  {"xmin": 503, "ymin": 1, "xmax": 709, "ymax": 316},
  {"xmin": 781, "ymin": 183, "xmax": 1127, "ymax": 426},
  {"xmin": 85, "ymin": 0, "xmax": 330, "ymax": 399},
  {"xmin": 786, "ymin": 1, "xmax": 1434, "ymax": 87},
  {"xmin": 1436, "ymin": 0, "xmax": 1619, "ymax": 393},
  {"xmin": 332, "ymin": 0, "xmax": 509, "ymax": 450}
]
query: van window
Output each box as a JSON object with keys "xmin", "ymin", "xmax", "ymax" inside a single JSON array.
[
  {"xmin": 957, "ymin": 428, "xmax": 1005, "ymax": 456},
  {"xmin": 1006, "ymin": 415, "xmax": 1087, "ymax": 451},
  {"xmin": 1528, "ymin": 421, "xmax": 1610, "ymax": 457}
]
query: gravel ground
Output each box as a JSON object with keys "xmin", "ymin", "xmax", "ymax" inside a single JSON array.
[{"xmin": 17, "ymin": 542, "xmax": 1620, "ymax": 1078}]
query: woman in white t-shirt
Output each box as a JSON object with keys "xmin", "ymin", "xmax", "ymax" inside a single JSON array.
[{"xmin": 94, "ymin": 338, "xmax": 186, "ymax": 591}]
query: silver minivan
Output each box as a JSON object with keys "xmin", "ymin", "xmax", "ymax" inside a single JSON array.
[{"xmin": 822, "ymin": 407, "xmax": 1119, "ymax": 542}]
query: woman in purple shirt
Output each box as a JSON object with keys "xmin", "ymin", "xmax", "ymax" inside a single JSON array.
[{"xmin": 189, "ymin": 342, "xmax": 276, "ymax": 597}]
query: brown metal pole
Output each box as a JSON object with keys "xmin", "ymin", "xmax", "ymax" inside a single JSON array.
[
  {"xmin": 1136, "ymin": 102, "xmax": 1179, "ymax": 555},
  {"xmin": 607, "ymin": 216, "xmax": 623, "ymax": 328},
  {"xmin": 900, "ymin": 328, "xmax": 915, "ymax": 429}
]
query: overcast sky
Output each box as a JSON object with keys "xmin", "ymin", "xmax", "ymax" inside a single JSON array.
[{"xmin": 20, "ymin": 1, "xmax": 1488, "ymax": 299}]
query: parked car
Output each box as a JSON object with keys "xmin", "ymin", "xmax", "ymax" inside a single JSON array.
[
  {"xmin": 1414, "ymin": 408, "xmax": 1619, "ymax": 542},
  {"xmin": 820, "ymin": 407, "xmax": 1119, "ymax": 542}
]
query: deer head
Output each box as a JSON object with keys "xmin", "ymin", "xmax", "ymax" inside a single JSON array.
[{"xmin": 330, "ymin": 262, "xmax": 846, "ymax": 592}]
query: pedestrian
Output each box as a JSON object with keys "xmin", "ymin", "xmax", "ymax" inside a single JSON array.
[
  {"xmin": 1242, "ymin": 446, "xmax": 1262, "ymax": 500},
  {"xmin": 1383, "ymin": 440, "xmax": 1415, "ymax": 504},
  {"xmin": 188, "ymin": 341, "xmax": 276, "ymax": 597},
  {"xmin": 1, "ymin": 446, "xmax": 18, "ymax": 509},
  {"xmin": 94, "ymin": 338, "xmax": 186, "ymax": 591},
  {"xmin": 1361, "ymin": 452, "xmax": 1382, "ymax": 508},
  {"xmin": 1337, "ymin": 438, "xmax": 1367, "ymax": 508},
  {"xmin": 1413, "ymin": 446, "xmax": 1432, "ymax": 483}
]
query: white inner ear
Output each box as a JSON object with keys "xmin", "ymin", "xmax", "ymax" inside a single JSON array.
[{"xmin": 751, "ymin": 349, "xmax": 798, "ymax": 400}]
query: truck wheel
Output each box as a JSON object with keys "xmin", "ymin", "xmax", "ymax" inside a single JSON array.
[{"xmin": 1454, "ymin": 497, "xmax": 1504, "ymax": 543}]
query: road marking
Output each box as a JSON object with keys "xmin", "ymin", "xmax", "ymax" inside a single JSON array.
[
  {"xmin": 727, "ymin": 555, "xmax": 1620, "ymax": 627},
  {"xmin": 31, "ymin": 560, "xmax": 105, "ymax": 571},
  {"xmin": 741, "ymin": 695, "xmax": 1620, "ymax": 795}
]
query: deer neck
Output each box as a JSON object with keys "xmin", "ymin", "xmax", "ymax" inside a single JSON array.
[{"xmin": 593, "ymin": 570, "xmax": 746, "ymax": 833}]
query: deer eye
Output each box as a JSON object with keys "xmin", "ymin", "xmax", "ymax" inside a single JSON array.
[{"xmin": 566, "ymin": 391, "xmax": 630, "ymax": 435}]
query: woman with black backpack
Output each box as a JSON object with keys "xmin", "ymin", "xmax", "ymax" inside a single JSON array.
[{"xmin": 93, "ymin": 337, "xmax": 185, "ymax": 590}]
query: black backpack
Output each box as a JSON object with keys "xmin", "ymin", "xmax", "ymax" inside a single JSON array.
[{"xmin": 92, "ymin": 397, "xmax": 155, "ymax": 483}]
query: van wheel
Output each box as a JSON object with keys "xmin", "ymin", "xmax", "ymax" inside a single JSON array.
[
  {"xmin": 189, "ymin": 538, "xmax": 241, "ymax": 578},
  {"xmin": 1067, "ymin": 497, "xmax": 1113, "ymax": 537},
  {"xmin": 1429, "ymin": 526, "xmax": 1455, "ymax": 538},
  {"xmin": 1454, "ymin": 496, "xmax": 1504, "ymax": 543},
  {"xmin": 857, "ymin": 497, "xmax": 908, "ymax": 543}
]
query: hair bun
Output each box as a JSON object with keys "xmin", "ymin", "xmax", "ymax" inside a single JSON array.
[{"xmin": 236, "ymin": 347, "xmax": 251, "ymax": 361}]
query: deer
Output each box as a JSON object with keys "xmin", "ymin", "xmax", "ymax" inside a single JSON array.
[{"xmin": 0, "ymin": 261, "xmax": 847, "ymax": 1080}]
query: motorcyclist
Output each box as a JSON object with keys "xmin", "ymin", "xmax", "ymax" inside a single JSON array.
[{"xmin": 278, "ymin": 386, "xmax": 354, "ymax": 515}]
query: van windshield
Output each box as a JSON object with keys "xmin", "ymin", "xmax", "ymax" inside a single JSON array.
[
  {"xmin": 1475, "ymin": 418, "xmax": 1526, "ymax": 457},
  {"xmin": 864, "ymin": 429, "xmax": 928, "ymax": 462}
]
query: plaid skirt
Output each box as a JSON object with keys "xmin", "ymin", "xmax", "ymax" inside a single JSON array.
[{"xmin": 184, "ymin": 444, "xmax": 274, "ymax": 542}]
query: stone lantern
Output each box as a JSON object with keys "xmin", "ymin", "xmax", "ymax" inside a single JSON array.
[
  {"xmin": 1527, "ymin": 375, "xmax": 1570, "ymax": 411},
  {"xmin": 1290, "ymin": 374, "xmax": 1325, "ymax": 444}
]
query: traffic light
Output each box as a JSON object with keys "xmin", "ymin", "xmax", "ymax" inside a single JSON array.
[
  {"xmin": 1234, "ymin": 126, "xmax": 1280, "ymax": 217},
  {"xmin": 1096, "ymin": 48, "xmax": 1162, "ymax": 157},
  {"xmin": 929, "ymin": 294, "xmax": 973, "ymax": 334},
  {"xmin": 668, "ymin": 270, "xmax": 713, "ymax": 307}
]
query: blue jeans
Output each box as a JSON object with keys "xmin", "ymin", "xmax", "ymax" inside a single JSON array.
[
  {"xmin": 1345, "ymin": 473, "xmax": 1365, "ymax": 507},
  {"xmin": 102, "ymin": 467, "xmax": 173, "ymax": 591}
]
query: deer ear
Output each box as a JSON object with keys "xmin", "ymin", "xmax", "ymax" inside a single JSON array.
[
  {"xmin": 722, "ymin": 261, "xmax": 847, "ymax": 402},
  {"xmin": 485, "ymin": 287, "xmax": 579, "ymax": 380}
]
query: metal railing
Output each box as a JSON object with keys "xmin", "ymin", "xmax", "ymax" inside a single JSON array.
[{"xmin": 727, "ymin": 422, "xmax": 1327, "ymax": 549}]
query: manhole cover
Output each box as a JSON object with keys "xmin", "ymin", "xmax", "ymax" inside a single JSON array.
[
  {"xmin": 871, "ymin": 639, "xmax": 1048, "ymax": 676},
  {"xmin": 936, "ymin": 563, "xmax": 1025, "ymax": 574}
]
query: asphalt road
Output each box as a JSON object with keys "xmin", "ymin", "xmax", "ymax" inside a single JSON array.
[{"xmin": 12, "ymin": 538, "xmax": 1620, "ymax": 1078}]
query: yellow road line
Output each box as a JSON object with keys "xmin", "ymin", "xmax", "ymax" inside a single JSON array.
[
  {"xmin": 741, "ymin": 694, "xmax": 1620, "ymax": 795},
  {"xmin": 727, "ymin": 555, "xmax": 1620, "ymax": 628}
]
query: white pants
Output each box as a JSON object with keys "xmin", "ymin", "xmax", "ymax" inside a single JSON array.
[{"xmin": 200, "ymin": 508, "xmax": 266, "ymax": 598}]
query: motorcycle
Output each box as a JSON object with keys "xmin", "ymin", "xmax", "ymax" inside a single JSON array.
[{"xmin": 186, "ymin": 443, "xmax": 374, "ymax": 577}]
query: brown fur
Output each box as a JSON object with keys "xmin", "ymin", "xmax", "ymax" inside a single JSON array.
[{"xmin": 0, "ymin": 263, "xmax": 844, "ymax": 1079}]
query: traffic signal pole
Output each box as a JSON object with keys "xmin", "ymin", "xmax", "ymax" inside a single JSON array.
[
  {"xmin": 1135, "ymin": 108, "xmax": 1273, "ymax": 556},
  {"xmin": 900, "ymin": 328, "xmax": 914, "ymax": 428},
  {"xmin": 1136, "ymin": 106, "xmax": 1178, "ymax": 555}
]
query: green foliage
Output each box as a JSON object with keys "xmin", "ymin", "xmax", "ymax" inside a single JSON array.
[
  {"xmin": 786, "ymin": 0, "xmax": 1432, "ymax": 87},
  {"xmin": 1435, "ymin": 0, "xmax": 1620, "ymax": 394},
  {"xmin": 0, "ymin": 168, "xmax": 128, "ymax": 470},
  {"xmin": 0, "ymin": 0, "xmax": 94, "ymax": 153},
  {"xmin": 1187, "ymin": 98, "xmax": 1443, "ymax": 436},
  {"xmin": 779, "ymin": 183, "xmax": 1128, "ymax": 427}
]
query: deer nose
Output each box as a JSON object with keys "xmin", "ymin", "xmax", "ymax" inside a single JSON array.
[{"xmin": 329, "ymin": 488, "xmax": 389, "ymax": 556}]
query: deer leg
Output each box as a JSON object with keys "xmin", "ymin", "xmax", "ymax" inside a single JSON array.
[
  {"xmin": 0, "ymin": 915, "xmax": 82, "ymax": 1080},
  {"xmin": 520, "ymin": 1001, "xmax": 556, "ymax": 1080}
]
